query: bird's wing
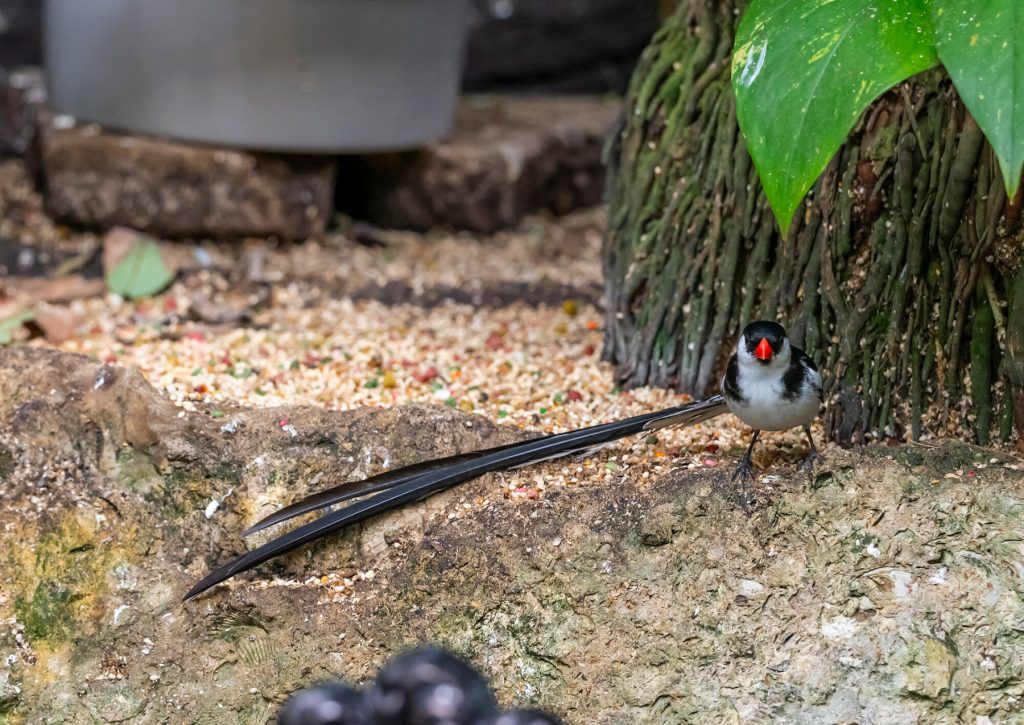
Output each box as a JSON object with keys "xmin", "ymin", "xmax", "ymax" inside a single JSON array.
[
  {"xmin": 184, "ymin": 398, "xmax": 728, "ymax": 600},
  {"xmin": 789, "ymin": 346, "xmax": 824, "ymax": 401}
]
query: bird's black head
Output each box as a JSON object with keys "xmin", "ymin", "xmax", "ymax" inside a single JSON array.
[{"xmin": 741, "ymin": 320, "xmax": 787, "ymax": 364}]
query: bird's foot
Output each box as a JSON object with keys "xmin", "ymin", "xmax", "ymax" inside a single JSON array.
[
  {"xmin": 730, "ymin": 458, "xmax": 759, "ymax": 512},
  {"xmin": 731, "ymin": 457, "xmax": 758, "ymax": 484},
  {"xmin": 796, "ymin": 451, "xmax": 821, "ymax": 473}
]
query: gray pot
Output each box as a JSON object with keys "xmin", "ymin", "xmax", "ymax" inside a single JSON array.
[{"xmin": 44, "ymin": 0, "xmax": 468, "ymax": 152}]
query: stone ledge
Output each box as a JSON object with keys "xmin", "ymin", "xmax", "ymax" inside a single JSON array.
[
  {"xmin": 38, "ymin": 118, "xmax": 337, "ymax": 240},
  {"xmin": 14, "ymin": 90, "xmax": 619, "ymax": 237},
  {"xmin": 0, "ymin": 347, "xmax": 1021, "ymax": 722},
  {"xmin": 339, "ymin": 95, "xmax": 622, "ymax": 233}
]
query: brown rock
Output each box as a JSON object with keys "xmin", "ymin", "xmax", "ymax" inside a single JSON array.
[
  {"xmin": 340, "ymin": 96, "xmax": 622, "ymax": 232},
  {"xmin": 39, "ymin": 118, "xmax": 336, "ymax": 239},
  {"xmin": 32, "ymin": 305, "xmax": 83, "ymax": 344}
]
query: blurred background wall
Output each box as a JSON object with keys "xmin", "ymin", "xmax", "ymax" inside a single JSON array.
[
  {"xmin": 0, "ymin": 0, "xmax": 41, "ymax": 68},
  {"xmin": 0, "ymin": 0, "xmax": 663, "ymax": 93},
  {"xmin": 462, "ymin": 0, "xmax": 660, "ymax": 93}
]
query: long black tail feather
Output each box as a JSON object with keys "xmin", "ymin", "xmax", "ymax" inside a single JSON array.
[
  {"xmin": 242, "ymin": 438, "xmax": 531, "ymax": 537},
  {"xmin": 643, "ymin": 395, "xmax": 728, "ymax": 431},
  {"xmin": 183, "ymin": 396, "xmax": 727, "ymax": 600}
]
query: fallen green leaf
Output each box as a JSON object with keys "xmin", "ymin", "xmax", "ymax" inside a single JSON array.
[
  {"xmin": 0, "ymin": 309, "xmax": 35, "ymax": 345},
  {"xmin": 107, "ymin": 240, "xmax": 174, "ymax": 299}
]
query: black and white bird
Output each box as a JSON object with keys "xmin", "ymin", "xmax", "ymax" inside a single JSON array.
[
  {"xmin": 721, "ymin": 320, "xmax": 823, "ymax": 480},
  {"xmin": 184, "ymin": 320, "xmax": 823, "ymax": 600}
]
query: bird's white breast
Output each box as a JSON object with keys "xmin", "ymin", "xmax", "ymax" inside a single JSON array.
[{"xmin": 725, "ymin": 364, "xmax": 820, "ymax": 432}]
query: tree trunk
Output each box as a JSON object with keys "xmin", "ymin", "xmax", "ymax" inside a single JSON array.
[{"xmin": 603, "ymin": 0, "xmax": 1024, "ymax": 446}]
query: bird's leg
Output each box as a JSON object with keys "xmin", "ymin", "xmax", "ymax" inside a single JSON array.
[
  {"xmin": 731, "ymin": 429, "xmax": 761, "ymax": 489},
  {"xmin": 796, "ymin": 424, "xmax": 820, "ymax": 471}
]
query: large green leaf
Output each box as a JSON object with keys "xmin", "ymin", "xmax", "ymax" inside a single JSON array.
[
  {"xmin": 932, "ymin": 0, "xmax": 1023, "ymax": 195},
  {"xmin": 733, "ymin": 0, "xmax": 938, "ymax": 231}
]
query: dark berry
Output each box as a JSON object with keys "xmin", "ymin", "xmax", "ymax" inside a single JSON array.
[
  {"xmin": 277, "ymin": 681, "xmax": 372, "ymax": 725},
  {"xmin": 368, "ymin": 647, "xmax": 496, "ymax": 725}
]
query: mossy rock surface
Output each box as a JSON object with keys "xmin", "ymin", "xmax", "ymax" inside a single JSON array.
[{"xmin": 0, "ymin": 347, "xmax": 1021, "ymax": 723}]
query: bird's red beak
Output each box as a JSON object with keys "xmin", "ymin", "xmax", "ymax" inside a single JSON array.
[{"xmin": 754, "ymin": 337, "xmax": 773, "ymax": 361}]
